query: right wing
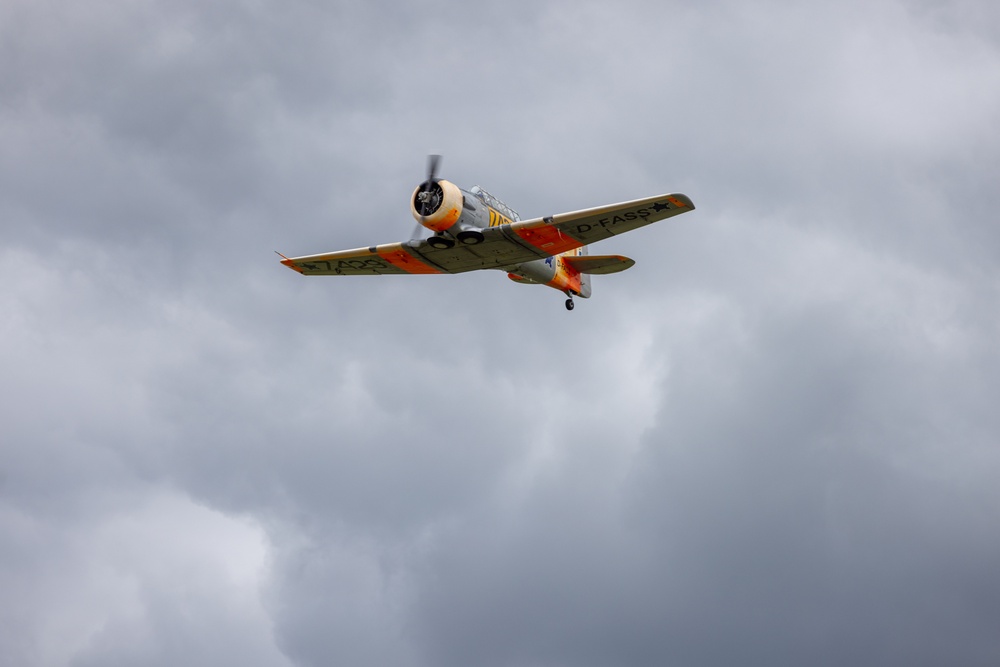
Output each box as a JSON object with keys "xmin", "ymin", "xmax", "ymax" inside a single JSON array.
[{"xmin": 278, "ymin": 245, "xmax": 443, "ymax": 275}]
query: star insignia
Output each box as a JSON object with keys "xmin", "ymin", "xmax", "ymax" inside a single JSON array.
[{"xmin": 650, "ymin": 201, "xmax": 670, "ymax": 212}]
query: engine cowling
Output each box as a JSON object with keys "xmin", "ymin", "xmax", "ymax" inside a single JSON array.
[{"xmin": 411, "ymin": 179, "xmax": 464, "ymax": 233}]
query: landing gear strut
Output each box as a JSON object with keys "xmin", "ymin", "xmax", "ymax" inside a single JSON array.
[{"xmin": 564, "ymin": 292, "xmax": 575, "ymax": 311}]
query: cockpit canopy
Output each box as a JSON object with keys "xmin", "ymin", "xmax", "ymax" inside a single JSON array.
[{"xmin": 469, "ymin": 185, "xmax": 520, "ymax": 222}]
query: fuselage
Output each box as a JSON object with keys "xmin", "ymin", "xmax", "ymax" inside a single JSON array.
[{"xmin": 411, "ymin": 181, "xmax": 591, "ymax": 298}]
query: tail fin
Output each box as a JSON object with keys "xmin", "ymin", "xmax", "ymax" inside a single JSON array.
[{"xmin": 578, "ymin": 247, "xmax": 592, "ymax": 298}]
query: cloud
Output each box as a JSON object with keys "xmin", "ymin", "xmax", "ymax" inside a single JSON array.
[{"xmin": 2, "ymin": 0, "xmax": 999, "ymax": 665}]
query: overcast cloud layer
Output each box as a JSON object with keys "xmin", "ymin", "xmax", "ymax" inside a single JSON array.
[{"xmin": 3, "ymin": 1, "xmax": 1000, "ymax": 665}]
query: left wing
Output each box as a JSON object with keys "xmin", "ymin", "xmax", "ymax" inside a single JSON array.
[
  {"xmin": 506, "ymin": 192, "xmax": 694, "ymax": 256},
  {"xmin": 280, "ymin": 192, "xmax": 694, "ymax": 276}
]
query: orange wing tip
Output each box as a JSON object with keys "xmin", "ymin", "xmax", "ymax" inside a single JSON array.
[
  {"xmin": 667, "ymin": 194, "xmax": 695, "ymax": 209},
  {"xmin": 276, "ymin": 251, "xmax": 306, "ymax": 274}
]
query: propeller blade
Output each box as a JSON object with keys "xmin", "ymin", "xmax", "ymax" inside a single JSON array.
[
  {"xmin": 426, "ymin": 154, "xmax": 440, "ymax": 184},
  {"xmin": 410, "ymin": 221, "xmax": 425, "ymax": 241}
]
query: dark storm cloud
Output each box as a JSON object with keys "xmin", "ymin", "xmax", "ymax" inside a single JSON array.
[
  {"xmin": 2, "ymin": 0, "xmax": 999, "ymax": 666},
  {"xmin": 400, "ymin": 223, "xmax": 1000, "ymax": 666}
]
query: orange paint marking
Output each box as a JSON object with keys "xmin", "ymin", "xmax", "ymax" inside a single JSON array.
[
  {"xmin": 546, "ymin": 256, "xmax": 582, "ymax": 295},
  {"xmin": 515, "ymin": 225, "xmax": 582, "ymax": 255},
  {"xmin": 423, "ymin": 206, "xmax": 462, "ymax": 233},
  {"xmin": 276, "ymin": 251, "xmax": 306, "ymax": 274},
  {"xmin": 377, "ymin": 247, "xmax": 442, "ymax": 274}
]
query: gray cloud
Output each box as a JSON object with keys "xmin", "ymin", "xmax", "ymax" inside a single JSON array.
[{"xmin": 2, "ymin": 0, "xmax": 999, "ymax": 665}]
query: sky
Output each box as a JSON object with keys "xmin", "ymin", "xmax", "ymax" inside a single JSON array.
[{"xmin": 2, "ymin": 0, "xmax": 1000, "ymax": 665}]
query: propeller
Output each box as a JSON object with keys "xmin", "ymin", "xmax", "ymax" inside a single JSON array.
[
  {"xmin": 411, "ymin": 154, "xmax": 443, "ymax": 240},
  {"xmin": 415, "ymin": 154, "xmax": 443, "ymax": 218}
]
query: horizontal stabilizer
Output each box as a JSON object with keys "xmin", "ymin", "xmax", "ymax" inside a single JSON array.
[{"xmin": 563, "ymin": 255, "xmax": 635, "ymax": 275}]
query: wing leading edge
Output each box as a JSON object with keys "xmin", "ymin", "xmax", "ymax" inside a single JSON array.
[{"xmin": 279, "ymin": 192, "xmax": 694, "ymax": 276}]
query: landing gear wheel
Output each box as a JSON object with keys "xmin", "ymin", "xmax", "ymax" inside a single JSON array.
[
  {"xmin": 457, "ymin": 230, "xmax": 485, "ymax": 245},
  {"xmin": 427, "ymin": 235, "xmax": 455, "ymax": 249},
  {"xmin": 565, "ymin": 298, "xmax": 575, "ymax": 311}
]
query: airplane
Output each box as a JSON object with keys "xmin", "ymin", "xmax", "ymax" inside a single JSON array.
[{"xmin": 278, "ymin": 156, "xmax": 695, "ymax": 310}]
